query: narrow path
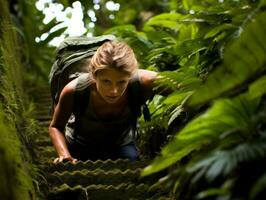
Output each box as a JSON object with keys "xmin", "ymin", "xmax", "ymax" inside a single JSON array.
[{"xmin": 33, "ymin": 87, "xmax": 170, "ymax": 200}]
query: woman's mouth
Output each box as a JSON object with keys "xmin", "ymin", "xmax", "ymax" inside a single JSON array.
[{"xmin": 107, "ymin": 96, "xmax": 119, "ymax": 99}]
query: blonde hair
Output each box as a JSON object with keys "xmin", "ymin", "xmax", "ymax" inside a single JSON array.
[{"xmin": 89, "ymin": 41, "xmax": 138, "ymax": 76}]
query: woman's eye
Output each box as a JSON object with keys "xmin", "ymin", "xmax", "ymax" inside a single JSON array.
[
  {"xmin": 118, "ymin": 81, "xmax": 126, "ymax": 85},
  {"xmin": 103, "ymin": 80, "xmax": 109, "ymax": 83}
]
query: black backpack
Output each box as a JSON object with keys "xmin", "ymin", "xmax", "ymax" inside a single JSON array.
[
  {"xmin": 49, "ymin": 35, "xmax": 150, "ymax": 121},
  {"xmin": 49, "ymin": 34, "xmax": 116, "ymax": 107}
]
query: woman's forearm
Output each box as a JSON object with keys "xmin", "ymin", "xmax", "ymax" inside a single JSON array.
[{"xmin": 49, "ymin": 127, "xmax": 71, "ymax": 157}]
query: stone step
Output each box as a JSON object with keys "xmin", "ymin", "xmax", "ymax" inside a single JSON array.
[
  {"xmin": 35, "ymin": 131, "xmax": 50, "ymax": 137},
  {"xmin": 35, "ymin": 114, "xmax": 52, "ymax": 121},
  {"xmin": 47, "ymin": 168, "xmax": 157, "ymax": 187},
  {"xmin": 35, "ymin": 105, "xmax": 52, "ymax": 111},
  {"xmin": 39, "ymin": 121, "xmax": 51, "ymax": 128},
  {"xmin": 35, "ymin": 106, "xmax": 52, "ymax": 114},
  {"xmin": 48, "ymin": 183, "xmax": 153, "ymax": 200},
  {"xmin": 35, "ymin": 105, "xmax": 51, "ymax": 110},
  {"xmin": 35, "ymin": 97, "xmax": 52, "ymax": 104},
  {"xmin": 31, "ymin": 88, "xmax": 50, "ymax": 97},
  {"xmin": 35, "ymin": 137, "xmax": 52, "ymax": 146},
  {"xmin": 35, "ymin": 115, "xmax": 52, "ymax": 121},
  {"xmin": 37, "ymin": 146, "xmax": 57, "ymax": 158},
  {"xmin": 44, "ymin": 159, "xmax": 150, "ymax": 173},
  {"xmin": 33, "ymin": 94, "xmax": 51, "ymax": 101}
]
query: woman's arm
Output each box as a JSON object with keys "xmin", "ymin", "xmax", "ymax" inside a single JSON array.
[
  {"xmin": 49, "ymin": 79, "xmax": 78, "ymax": 164},
  {"xmin": 138, "ymin": 69, "xmax": 157, "ymax": 101},
  {"xmin": 139, "ymin": 69, "xmax": 172, "ymax": 100}
]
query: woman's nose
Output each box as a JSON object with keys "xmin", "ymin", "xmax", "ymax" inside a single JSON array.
[{"xmin": 110, "ymin": 86, "xmax": 118, "ymax": 95}]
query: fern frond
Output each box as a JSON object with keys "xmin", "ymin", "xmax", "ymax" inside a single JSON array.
[
  {"xmin": 145, "ymin": 13, "xmax": 185, "ymax": 30},
  {"xmin": 188, "ymin": 141, "xmax": 266, "ymax": 185},
  {"xmin": 152, "ymin": 67, "xmax": 200, "ymax": 123},
  {"xmin": 142, "ymin": 94, "xmax": 259, "ymax": 176},
  {"xmin": 104, "ymin": 25, "xmax": 152, "ymax": 60},
  {"xmin": 156, "ymin": 67, "xmax": 200, "ymax": 91},
  {"xmin": 168, "ymin": 105, "xmax": 184, "ymax": 126},
  {"xmin": 146, "ymin": 46, "xmax": 175, "ymax": 65},
  {"xmin": 188, "ymin": 11, "xmax": 266, "ymax": 107}
]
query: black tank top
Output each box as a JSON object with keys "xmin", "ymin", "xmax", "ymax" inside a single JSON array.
[{"xmin": 65, "ymin": 73, "xmax": 139, "ymax": 149}]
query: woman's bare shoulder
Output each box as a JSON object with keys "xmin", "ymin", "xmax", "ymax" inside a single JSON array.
[
  {"xmin": 59, "ymin": 78, "xmax": 78, "ymax": 102},
  {"xmin": 51, "ymin": 78, "xmax": 79, "ymax": 128},
  {"xmin": 138, "ymin": 69, "xmax": 158, "ymax": 87},
  {"xmin": 136, "ymin": 69, "xmax": 158, "ymax": 100}
]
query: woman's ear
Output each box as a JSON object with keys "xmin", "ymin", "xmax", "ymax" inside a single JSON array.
[{"xmin": 92, "ymin": 72, "xmax": 97, "ymax": 80}]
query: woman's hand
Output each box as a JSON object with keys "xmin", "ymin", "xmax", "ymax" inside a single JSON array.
[{"xmin": 53, "ymin": 155, "xmax": 78, "ymax": 164}]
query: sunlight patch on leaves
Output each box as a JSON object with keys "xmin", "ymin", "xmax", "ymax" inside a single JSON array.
[
  {"xmin": 196, "ymin": 188, "xmax": 229, "ymax": 200},
  {"xmin": 204, "ymin": 23, "xmax": 236, "ymax": 39},
  {"xmin": 168, "ymin": 105, "xmax": 183, "ymax": 126},
  {"xmin": 146, "ymin": 12, "xmax": 184, "ymax": 22}
]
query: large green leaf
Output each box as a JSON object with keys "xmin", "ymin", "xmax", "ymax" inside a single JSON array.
[
  {"xmin": 154, "ymin": 68, "xmax": 200, "ymax": 123},
  {"xmin": 189, "ymin": 141, "xmax": 266, "ymax": 184},
  {"xmin": 250, "ymin": 173, "xmax": 266, "ymax": 200},
  {"xmin": 146, "ymin": 13, "xmax": 184, "ymax": 23},
  {"xmin": 180, "ymin": 11, "xmax": 232, "ymax": 25},
  {"xmin": 259, "ymin": 0, "xmax": 266, "ymax": 8},
  {"xmin": 104, "ymin": 24, "xmax": 137, "ymax": 35},
  {"xmin": 174, "ymin": 38, "xmax": 209, "ymax": 60},
  {"xmin": 104, "ymin": 25, "xmax": 152, "ymax": 60},
  {"xmin": 187, "ymin": 11, "xmax": 266, "ymax": 107},
  {"xmin": 248, "ymin": 75, "xmax": 266, "ymax": 100},
  {"xmin": 156, "ymin": 67, "xmax": 200, "ymax": 91},
  {"xmin": 142, "ymin": 95, "xmax": 259, "ymax": 176},
  {"xmin": 204, "ymin": 24, "xmax": 236, "ymax": 39}
]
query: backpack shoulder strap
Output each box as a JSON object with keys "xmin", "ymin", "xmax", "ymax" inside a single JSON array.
[
  {"xmin": 128, "ymin": 73, "xmax": 151, "ymax": 122},
  {"xmin": 73, "ymin": 73, "xmax": 93, "ymax": 118}
]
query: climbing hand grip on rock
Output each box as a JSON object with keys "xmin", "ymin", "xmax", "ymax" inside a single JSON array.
[{"xmin": 53, "ymin": 155, "xmax": 78, "ymax": 164}]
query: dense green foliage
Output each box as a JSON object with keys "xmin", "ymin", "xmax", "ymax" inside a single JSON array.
[
  {"xmin": 137, "ymin": 1, "xmax": 266, "ymax": 199},
  {"xmin": 15, "ymin": 1, "xmax": 61, "ymax": 84},
  {"xmin": 0, "ymin": 0, "xmax": 39, "ymax": 199}
]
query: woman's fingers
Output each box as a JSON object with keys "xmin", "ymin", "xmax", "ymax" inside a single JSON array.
[
  {"xmin": 53, "ymin": 157, "xmax": 59, "ymax": 164},
  {"xmin": 59, "ymin": 156, "xmax": 64, "ymax": 162},
  {"xmin": 53, "ymin": 156, "xmax": 78, "ymax": 164},
  {"xmin": 54, "ymin": 158, "xmax": 60, "ymax": 164}
]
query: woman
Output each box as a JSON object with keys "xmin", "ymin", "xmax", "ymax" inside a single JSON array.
[{"xmin": 49, "ymin": 40, "xmax": 158, "ymax": 164}]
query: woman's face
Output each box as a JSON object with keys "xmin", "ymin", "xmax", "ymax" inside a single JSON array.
[{"xmin": 94, "ymin": 68, "xmax": 131, "ymax": 104}]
